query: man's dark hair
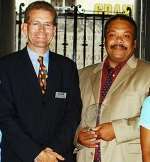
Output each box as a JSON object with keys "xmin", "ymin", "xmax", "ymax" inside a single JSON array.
[
  {"xmin": 104, "ymin": 14, "xmax": 137, "ymax": 40},
  {"xmin": 24, "ymin": 1, "xmax": 57, "ymax": 25}
]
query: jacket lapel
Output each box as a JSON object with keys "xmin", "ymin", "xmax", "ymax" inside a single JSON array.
[
  {"xmin": 20, "ymin": 49, "xmax": 62, "ymax": 102},
  {"xmin": 20, "ymin": 48, "xmax": 41, "ymax": 97},
  {"xmin": 89, "ymin": 56, "xmax": 138, "ymax": 105},
  {"xmin": 90, "ymin": 64, "xmax": 102, "ymax": 103},
  {"xmin": 44, "ymin": 52, "xmax": 62, "ymax": 100},
  {"xmin": 104, "ymin": 55, "xmax": 138, "ymax": 99}
]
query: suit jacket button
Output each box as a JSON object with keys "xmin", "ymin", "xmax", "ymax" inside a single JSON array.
[
  {"xmin": 90, "ymin": 152, "xmax": 94, "ymax": 156},
  {"xmin": 42, "ymin": 100, "xmax": 46, "ymax": 106}
]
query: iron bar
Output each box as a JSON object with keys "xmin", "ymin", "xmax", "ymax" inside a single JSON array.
[
  {"xmin": 82, "ymin": 15, "xmax": 88, "ymax": 67},
  {"xmin": 18, "ymin": 3, "xmax": 25, "ymax": 50},
  {"xmin": 55, "ymin": 22, "xmax": 58, "ymax": 53},
  {"xmin": 92, "ymin": 15, "xmax": 95, "ymax": 64},
  {"xmin": 62, "ymin": 12, "xmax": 68, "ymax": 56},
  {"xmin": 100, "ymin": 12, "xmax": 105, "ymax": 61}
]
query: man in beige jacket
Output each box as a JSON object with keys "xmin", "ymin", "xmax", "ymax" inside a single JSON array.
[{"xmin": 76, "ymin": 14, "xmax": 150, "ymax": 162}]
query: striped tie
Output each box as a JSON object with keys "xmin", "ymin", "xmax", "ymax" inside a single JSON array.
[{"xmin": 38, "ymin": 56, "xmax": 48, "ymax": 95}]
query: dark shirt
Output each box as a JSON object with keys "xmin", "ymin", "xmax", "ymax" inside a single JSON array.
[{"xmin": 100, "ymin": 58, "xmax": 126, "ymax": 103}]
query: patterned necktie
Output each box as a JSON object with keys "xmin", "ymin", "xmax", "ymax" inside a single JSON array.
[
  {"xmin": 38, "ymin": 56, "xmax": 48, "ymax": 95},
  {"xmin": 94, "ymin": 68, "xmax": 113, "ymax": 162},
  {"xmin": 100, "ymin": 68, "xmax": 114, "ymax": 102}
]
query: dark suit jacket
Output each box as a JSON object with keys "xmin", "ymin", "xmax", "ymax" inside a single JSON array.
[{"xmin": 0, "ymin": 47, "xmax": 82, "ymax": 162}]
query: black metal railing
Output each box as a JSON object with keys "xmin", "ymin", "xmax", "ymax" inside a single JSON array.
[
  {"xmin": 16, "ymin": 4, "xmax": 132, "ymax": 68},
  {"xmin": 16, "ymin": 3, "xmax": 25, "ymax": 50}
]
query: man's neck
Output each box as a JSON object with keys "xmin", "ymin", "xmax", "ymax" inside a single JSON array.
[
  {"xmin": 108, "ymin": 61, "xmax": 118, "ymax": 68},
  {"xmin": 27, "ymin": 45, "xmax": 49, "ymax": 56},
  {"xmin": 108, "ymin": 59, "xmax": 127, "ymax": 68}
]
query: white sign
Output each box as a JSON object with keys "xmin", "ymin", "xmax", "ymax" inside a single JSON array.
[{"xmin": 76, "ymin": 0, "xmax": 134, "ymax": 14}]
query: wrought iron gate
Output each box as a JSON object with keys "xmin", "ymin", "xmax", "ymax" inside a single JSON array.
[{"xmin": 16, "ymin": 4, "xmax": 131, "ymax": 69}]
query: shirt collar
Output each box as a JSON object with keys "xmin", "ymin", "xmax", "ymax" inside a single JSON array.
[
  {"xmin": 27, "ymin": 47, "xmax": 49, "ymax": 62},
  {"xmin": 103, "ymin": 57, "xmax": 126, "ymax": 72}
]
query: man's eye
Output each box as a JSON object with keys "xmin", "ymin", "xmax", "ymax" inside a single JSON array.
[
  {"xmin": 32, "ymin": 22, "xmax": 39, "ymax": 26},
  {"xmin": 108, "ymin": 33, "xmax": 115, "ymax": 37},
  {"xmin": 44, "ymin": 23, "xmax": 53, "ymax": 28},
  {"xmin": 124, "ymin": 34, "xmax": 130, "ymax": 38},
  {"xmin": 46, "ymin": 23, "xmax": 51, "ymax": 26}
]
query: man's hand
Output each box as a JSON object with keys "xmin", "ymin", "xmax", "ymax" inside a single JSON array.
[
  {"xmin": 35, "ymin": 147, "xmax": 64, "ymax": 162},
  {"xmin": 77, "ymin": 128, "xmax": 100, "ymax": 148},
  {"xmin": 94, "ymin": 122, "xmax": 115, "ymax": 141}
]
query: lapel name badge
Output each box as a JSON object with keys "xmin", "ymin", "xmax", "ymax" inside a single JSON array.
[{"xmin": 55, "ymin": 92, "xmax": 67, "ymax": 99}]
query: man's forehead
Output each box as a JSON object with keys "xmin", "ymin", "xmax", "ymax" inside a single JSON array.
[
  {"xmin": 108, "ymin": 19, "xmax": 133, "ymax": 27},
  {"xmin": 107, "ymin": 20, "xmax": 134, "ymax": 31},
  {"xmin": 28, "ymin": 9, "xmax": 54, "ymax": 20}
]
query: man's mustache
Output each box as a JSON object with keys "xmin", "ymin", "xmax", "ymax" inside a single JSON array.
[{"xmin": 110, "ymin": 44, "xmax": 127, "ymax": 50}]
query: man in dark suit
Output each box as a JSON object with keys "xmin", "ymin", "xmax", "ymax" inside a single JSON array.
[{"xmin": 0, "ymin": 1, "xmax": 82, "ymax": 162}]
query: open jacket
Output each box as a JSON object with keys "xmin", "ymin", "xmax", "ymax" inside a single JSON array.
[
  {"xmin": 0, "ymin": 47, "xmax": 82, "ymax": 162},
  {"xmin": 76, "ymin": 56, "xmax": 150, "ymax": 162}
]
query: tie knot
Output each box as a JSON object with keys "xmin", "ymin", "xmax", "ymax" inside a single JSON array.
[{"xmin": 38, "ymin": 56, "xmax": 44, "ymax": 65}]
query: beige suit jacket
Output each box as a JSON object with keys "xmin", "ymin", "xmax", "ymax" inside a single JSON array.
[{"xmin": 76, "ymin": 56, "xmax": 150, "ymax": 162}]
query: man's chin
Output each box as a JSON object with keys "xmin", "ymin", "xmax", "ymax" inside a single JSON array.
[
  {"xmin": 33, "ymin": 43, "xmax": 49, "ymax": 48},
  {"xmin": 108, "ymin": 55, "xmax": 129, "ymax": 63},
  {"xmin": 111, "ymin": 57, "xmax": 128, "ymax": 63}
]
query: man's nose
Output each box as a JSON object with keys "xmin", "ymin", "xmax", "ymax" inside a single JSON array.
[
  {"xmin": 38, "ymin": 23, "xmax": 45, "ymax": 31},
  {"xmin": 116, "ymin": 35, "xmax": 123, "ymax": 42},
  {"xmin": 114, "ymin": 35, "xmax": 124, "ymax": 44}
]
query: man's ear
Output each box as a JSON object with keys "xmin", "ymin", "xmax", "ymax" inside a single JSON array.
[
  {"xmin": 134, "ymin": 40, "xmax": 137, "ymax": 49},
  {"xmin": 53, "ymin": 26, "xmax": 56, "ymax": 35},
  {"xmin": 21, "ymin": 23, "xmax": 28, "ymax": 38}
]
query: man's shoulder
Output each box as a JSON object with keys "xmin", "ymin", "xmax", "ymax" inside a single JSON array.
[
  {"xmin": 138, "ymin": 59, "xmax": 150, "ymax": 65},
  {"xmin": 0, "ymin": 50, "xmax": 23, "ymax": 66},
  {"xmin": 50, "ymin": 52, "xmax": 76, "ymax": 67},
  {"xmin": 137, "ymin": 59, "xmax": 150, "ymax": 71},
  {"xmin": 132, "ymin": 59, "xmax": 150, "ymax": 81},
  {"xmin": 79, "ymin": 63, "xmax": 101, "ymax": 76}
]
